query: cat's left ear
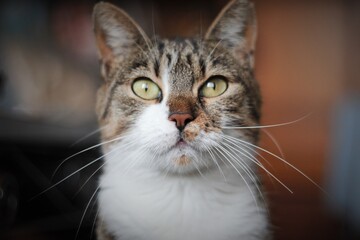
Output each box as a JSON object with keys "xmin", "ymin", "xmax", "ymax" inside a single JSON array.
[{"xmin": 205, "ymin": 0, "xmax": 257, "ymax": 68}]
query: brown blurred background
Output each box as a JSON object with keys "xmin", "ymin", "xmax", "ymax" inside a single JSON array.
[{"xmin": 0, "ymin": 0, "xmax": 359, "ymax": 239}]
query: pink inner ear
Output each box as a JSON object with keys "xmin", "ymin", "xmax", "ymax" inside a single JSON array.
[{"xmin": 96, "ymin": 28, "xmax": 115, "ymax": 65}]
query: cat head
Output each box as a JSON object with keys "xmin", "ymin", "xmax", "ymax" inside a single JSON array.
[{"xmin": 93, "ymin": 0, "xmax": 261, "ymax": 174}]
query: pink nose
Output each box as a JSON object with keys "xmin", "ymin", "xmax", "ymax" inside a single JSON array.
[{"xmin": 168, "ymin": 113, "xmax": 193, "ymax": 131}]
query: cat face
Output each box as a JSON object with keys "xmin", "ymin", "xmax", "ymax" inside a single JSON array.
[{"xmin": 93, "ymin": 0, "xmax": 261, "ymax": 174}]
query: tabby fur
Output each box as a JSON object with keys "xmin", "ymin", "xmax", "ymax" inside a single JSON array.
[{"xmin": 93, "ymin": 0, "xmax": 269, "ymax": 239}]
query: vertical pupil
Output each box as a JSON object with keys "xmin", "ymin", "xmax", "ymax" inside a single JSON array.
[{"xmin": 142, "ymin": 83, "xmax": 149, "ymax": 92}]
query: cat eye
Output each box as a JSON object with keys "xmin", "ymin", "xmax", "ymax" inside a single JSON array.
[
  {"xmin": 132, "ymin": 78, "xmax": 161, "ymax": 100},
  {"xmin": 199, "ymin": 76, "xmax": 228, "ymax": 98}
]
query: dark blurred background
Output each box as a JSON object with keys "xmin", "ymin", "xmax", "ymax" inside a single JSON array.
[{"xmin": 0, "ymin": 0, "xmax": 359, "ymax": 239}]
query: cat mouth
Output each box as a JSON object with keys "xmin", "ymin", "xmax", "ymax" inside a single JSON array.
[{"xmin": 175, "ymin": 138, "xmax": 188, "ymax": 148}]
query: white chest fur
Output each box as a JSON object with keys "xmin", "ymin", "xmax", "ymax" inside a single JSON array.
[{"xmin": 98, "ymin": 158, "xmax": 268, "ymax": 240}]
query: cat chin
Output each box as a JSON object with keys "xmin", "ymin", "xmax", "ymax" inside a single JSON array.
[
  {"xmin": 155, "ymin": 146, "xmax": 211, "ymax": 175},
  {"xmin": 157, "ymin": 163, "xmax": 209, "ymax": 175}
]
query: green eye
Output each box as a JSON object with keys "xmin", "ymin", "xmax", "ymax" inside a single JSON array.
[
  {"xmin": 132, "ymin": 78, "xmax": 161, "ymax": 100},
  {"xmin": 200, "ymin": 77, "xmax": 228, "ymax": 98}
]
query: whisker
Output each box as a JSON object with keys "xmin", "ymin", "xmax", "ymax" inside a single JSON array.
[
  {"xmin": 218, "ymin": 143, "xmax": 259, "ymax": 187},
  {"xmin": 219, "ymin": 141, "xmax": 271, "ymax": 216},
  {"xmin": 107, "ymin": 142, "xmax": 150, "ymax": 176},
  {"xmin": 151, "ymin": 5, "xmax": 158, "ymax": 50},
  {"xmin": 224, "ymin": 134, "xmax": 326, "ymax": 194},
  {"xmin": 262, "ymin": 129, "xmax": 285, "ymax": 160},
  {"xmin": 222, "ymin": 113, "xmax": 311, "ymax": 129},
  {"xmin": 217, "ymin": 142, "xmax": 267, "ymax": 207},
  {"xmin": 73, "ymin": 134, "xmax": 143, "ymax": 198},
  {"xmin": 222, "ymin": 133, "xmax": 274, "ymax": 170},
  {"xmin": 220, "ymin": 136, "xmax": 293, "ymax": 193},
  {"xmin": 207, "ymin": 39, "xmax": 223, "ymax": 60},
  {"xmin": 87, "ymin": 192, "xmax": 100, "ymax": 239},
  {"xmin": 135, "ymin": 42, "xmax": 154, "ymax": 63},
  {"xmin": 73, "ymin": 162, "xmax": 105, "ymax": 199},
  {"xmin": 190, "ymin": 152, "xmax": 207, "ymax": 180},
  {"xmin": 212, "ymin": 146, "xmax": 230, "ymax": 173},
  {"xmin": 201, "ymin": 39, "xmax": 223, "ymax": 70},
  {"xmin": 121, "ymin": 147, "xmax": 150, "ymax": 176},
  {"xmin": 75, "ymin": 186, "xmax": 100, "ymax": 240},
  {"xmin": 90, "ymin": 207, "xmax": 100, "ymax": 240},
  {"xmin": 131, "ymin": 7, "xmax": 158, "ymax": 66},
  {"xmin": 32, "ymin": 145, "xmax": 124, "ymax": 200},
  {"xmin": 222, "ymin": 135, "xmax": 268, "ymax": 169},
  {"xmin": 51, "ymin": 134, "xmax": 131, "ymax": 180},
  {"xmin": 70, "ymin": 126, "xmax": 107, "ymax": 147},
  {"xmin": 201, "ymin": 143, "xmax": 226, "ymax": 182},
  {"xmin": 135, "ymin": 16, "xmax": 156, "ymax": 62},
  {"xmin": 116, "ymin": 135, "xmax": 162, "ymax": 176},
  {"xmin": 213, "ymin": 144, "xmax": 260, "ymax": 211},
  {"xmin": 199, "ymin": 149, "xmax": 211, "ymax": 170}
]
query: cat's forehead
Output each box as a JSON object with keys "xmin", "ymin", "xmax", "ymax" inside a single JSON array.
[
  {"xmin": 154, "ymin": 39, "xmax": 230, "ymax": 82},
  {"xmin": 157, "ymin": 39, "xmax": 204, "ymax": 69},
  {"xmin": 159, "ymin": 40, "xmax": 204, "ymax": 91}
]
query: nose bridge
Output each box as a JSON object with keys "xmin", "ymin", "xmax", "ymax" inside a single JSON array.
[
  {"xmin": 165, "ymin": 55, "xmax": 196, "ymax": 115},
  {"xmin": 167, "ymin": 95, "xmax": 194, "ymax": 115}
]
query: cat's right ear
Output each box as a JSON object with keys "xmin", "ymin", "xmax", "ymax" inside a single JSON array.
[{"xmin": 93, "ymin": 2, "xmax": 150, "ymax": 79}]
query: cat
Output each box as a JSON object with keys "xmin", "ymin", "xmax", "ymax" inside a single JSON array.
[{"xmin": 92, "ymin": 0, "xmax": 270, "ymax": 239}]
